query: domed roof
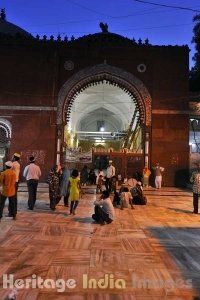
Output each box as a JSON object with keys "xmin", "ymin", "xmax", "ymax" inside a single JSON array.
[
  {"xmin": 72, "ymin": 32, "xmax": 136, "ymax": 47},
  {"xmin": 0, "ymin": 9, "xmax": 31, "ymax": 37}
]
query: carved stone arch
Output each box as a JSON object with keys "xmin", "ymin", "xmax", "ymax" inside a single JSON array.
[
  {"xmin": 57, "ymin": 63, "xmax": 152, "ymax": 127},
  {"xmin": 0, "ymin": 118, "xmax": 12, "ymax": 141}
]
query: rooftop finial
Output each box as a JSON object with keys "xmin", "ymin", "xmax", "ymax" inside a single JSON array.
[
  {"xmin": 99, "ymin": 22, "xmax": 108, "ymax": 33},
  {"xmin": 0, "ymin": 8, "xmax": 6, "ymax": 21}
]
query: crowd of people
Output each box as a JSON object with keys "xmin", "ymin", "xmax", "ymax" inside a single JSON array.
[{"xmin": 0, "ymin": 155, "xmax": 200, "ymax": 223}]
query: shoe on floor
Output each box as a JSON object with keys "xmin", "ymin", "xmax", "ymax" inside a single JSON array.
[
  {"xmin": 100, "ymin": 221, "xmax": 107, "ymax": 225},
  {"xmin": 107, "ymin": 219, "xmax": 113, "ymax": 224}
]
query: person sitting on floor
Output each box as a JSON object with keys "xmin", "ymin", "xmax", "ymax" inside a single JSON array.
[
  {"xmin": 113, "ymin": 183, "xmax": 127, "ymax": 207},
  {"xmin": 120, "ymin": 186, "xmax": 134, "ymax": 210},
  {"xmin": 92, "ymin": 190, "xmax": 114, "ymax": 224},
  {"xmin": 130, "ymin": 182, "xmax": 147, "ymax": 205},
  {"xmin": 113, "ymin": 190, "xmax": 121, "ymax": 207}
]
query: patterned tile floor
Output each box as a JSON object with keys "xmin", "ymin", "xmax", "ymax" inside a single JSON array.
[{"xmin": 0, "ymin": 183, "xmax": 200, "ymax": 300}]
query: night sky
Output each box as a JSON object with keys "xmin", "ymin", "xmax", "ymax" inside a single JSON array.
[{"xmin": 1, "ymin": 0, "xmax": 200, "ymax": 68}]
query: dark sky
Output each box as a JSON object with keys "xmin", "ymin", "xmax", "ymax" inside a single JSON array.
[{"xmin": 1, "ymin": 0, "xmax": 200, "ymax": 68}]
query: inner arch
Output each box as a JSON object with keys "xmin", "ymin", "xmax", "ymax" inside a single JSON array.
[{"xmin": 57, "ymin": 63, "xmax": 152, "ymax": 152}]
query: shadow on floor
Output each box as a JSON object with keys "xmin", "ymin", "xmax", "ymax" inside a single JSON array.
[
  {"xmin": 167, "ymin": 207, "xmax": 193, "ymax": 214},
  {"xmin": 149, "ymin": 226, "xmax": 200, "ymax": 296},
  {"xmin": 73, "ymin": 216, "xmax": 93, "ymax": 223}
]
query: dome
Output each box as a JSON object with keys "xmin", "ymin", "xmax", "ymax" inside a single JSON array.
[
  {"xmin": 72, "ymin": 32, "xmax": 136, "ymax": 47},
  {"xmin": 0, "ymin": 9, "xmax": 31, "ymax": 37}
]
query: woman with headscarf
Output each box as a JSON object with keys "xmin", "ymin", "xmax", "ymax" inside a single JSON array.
[{"xmin": 47, "ymin": 164, "xmax": 62, "ymax": 210}]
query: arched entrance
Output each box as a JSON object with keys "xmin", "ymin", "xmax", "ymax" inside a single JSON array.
[
  {"xmin": 57, "ymin": 63, "xmax": 152, "ymax": 174},
  {"xmin": 0, "ymin": 118, "xmax": 12, "ymax": 170}
]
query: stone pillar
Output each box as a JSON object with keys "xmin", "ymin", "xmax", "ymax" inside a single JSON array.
[
  {"xmin": 145, "ymin": 131, "xmax": 150, "ymax": 167},
  {"xmin": 56, "ymin": 126, "xmax": 62, "ymax": 164}
]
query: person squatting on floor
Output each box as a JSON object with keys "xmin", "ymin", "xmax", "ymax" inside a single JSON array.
[
  {"xmin": 120, "ymin": 186, "xmax": 134, "ymax": 210},
  {"xmin": 190, "ymin": 162, "xmax": 200, "ymax": 214},
  {"xmin": 67, "ymin": 169, "xmax": 81, "ymax": 215},
  {"xmin": 0, "ymin": 161, "xmax": 17, "ymax": 221},
  {"xmin": 130, "ymin": 182, "xmax": 147, "ymax": 205},
  {"xmin": 92, "ymin": 190, "xmax": 115, "ymax": 224}
]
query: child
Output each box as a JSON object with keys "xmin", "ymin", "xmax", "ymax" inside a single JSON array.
[
  {"xmin": 120, "ymin": 187, "xmax": 134, "ymax": 210},
  {"xmin": 67, "ymin": 169, "xmax": 81, "ymax": 215},
  {"xmin": 96, "ymin": 174, "xmax": 104, "ymax": 194}
]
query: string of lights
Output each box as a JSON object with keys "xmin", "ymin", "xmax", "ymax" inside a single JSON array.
[{"xmin": 132, "ymin": 0, "xmax": 200, "ymax": 13}]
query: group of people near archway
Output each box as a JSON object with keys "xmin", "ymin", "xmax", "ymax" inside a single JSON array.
[{"xmin": 1, "ymin": 155, "xmax": 200, "ymax": 224}]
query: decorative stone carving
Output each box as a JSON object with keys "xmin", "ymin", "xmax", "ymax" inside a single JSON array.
[{"xmin": 57, "ymin": 63, "xmax": 152, "ymax": 127}]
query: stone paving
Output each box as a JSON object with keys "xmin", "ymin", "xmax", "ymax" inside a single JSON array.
[{"xmin": 0, "ymin": 183, "xmax": 200, "ymax": 300}]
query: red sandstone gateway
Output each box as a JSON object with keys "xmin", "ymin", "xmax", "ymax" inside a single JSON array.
[{"xmin": 0, "ymin": 10, "xmax": 193, "ymax": 186}]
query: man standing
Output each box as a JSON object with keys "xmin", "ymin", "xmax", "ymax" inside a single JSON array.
[
  {"xmin": 190, "ymin": 162, "xmax": 200, "ymax": 214},
  {"xmin": 0, "ymin": 161, "xmax": 17, "ymax": 221},
  {"xmin": 6, "ymin": 153, "xmax": 21, "ymax": 217},
  {"xmin": 152, "ymin": 162, "xmax": 164, "ymax": 189},
  {"xmin": 105, "ymin": 160, "xmax": 115, "ymax": 193},
  {"xmin": 23, "ymin": 156, "xmax": 41, "ymax": 210}
]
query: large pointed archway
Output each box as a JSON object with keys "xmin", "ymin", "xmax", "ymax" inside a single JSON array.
[{"xmin": 56, "ymin": 63, "xmax": 152, "ymax": 167}]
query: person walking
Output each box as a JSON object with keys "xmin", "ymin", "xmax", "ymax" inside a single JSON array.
[
  {"xmin": 23, "ymin": 156, "xmax": 41, "ymax": 210},
  {"xmin": 47, "ymin": 164, "xmax": 62, "ymax": 211},
  {"xmin": 60, "ymin": 162, "xmax": 71, "ymax": 207},
  {"xmin": 105, "ymin": 160, "xmax": 115, "ymax": 193},
  {"xmin": 67, "ymin": 169, "xmax": 81, "ymax": 215},
  {"xmin": 92, "ymin": 190, "xmax": 114, "ymax": 224},
  {"xmin": 0, "ymin": 161, "xmax": 17, "ymax": 221},
  {"xmin": 190, "ymin": 162, "xmax": 200, "ymax": 214},
  {"xmin": 152, "ymin": 162, "xmax": 164, "ymax": 189}
]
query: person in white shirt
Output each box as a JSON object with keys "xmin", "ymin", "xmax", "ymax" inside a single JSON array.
[
  {"xmin": 23, "ymin": 156, "xmax": 41, "ymax": 210},
  {"xmin": 152, "ymin": 162, "xmax": 164, "ymax": 189},
  {"xmin": 92, "ymin": 190, "xmax": 115, "ymax": 224},
  {"xmin": 105, "ymin": 160, "xmax": 115, "ymax": 193}
]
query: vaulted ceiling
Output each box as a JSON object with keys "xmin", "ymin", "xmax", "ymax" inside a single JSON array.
[{"xmin": 69, "ymin": 81, "xmax": 137, "ymax": 141}]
